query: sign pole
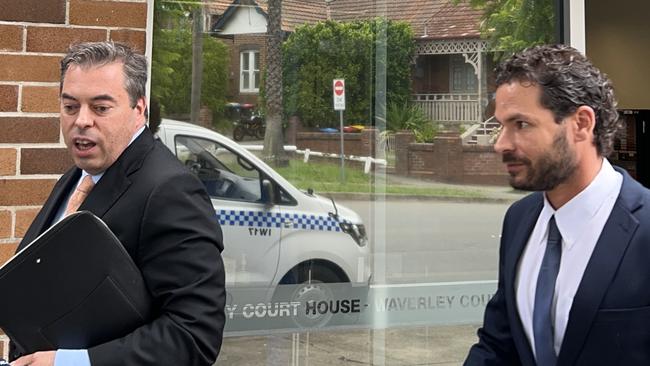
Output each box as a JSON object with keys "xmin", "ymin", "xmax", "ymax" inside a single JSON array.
[
  {"xmin": 339, "ymin": 110, "xmax": 345, "ymax": 182},
  {"xmin": 333, "ymin": 79, "xmax": 346, "ymax": 183}
]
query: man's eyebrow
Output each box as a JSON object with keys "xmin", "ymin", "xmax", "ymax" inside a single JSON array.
[
  {"xmin": 503, "ymin": 112, "xmax": 531, "ymax": 123},
  {"xmin": 91, "ymin": 94, "xmax": 117, "ymax": 103},
  {"xmin": 60, "ymin": 93, "xmax": 117, "ymax": 103},
  {"xmin": 60, "ymin": 93, "xmax": 77, "ymax": 101}
]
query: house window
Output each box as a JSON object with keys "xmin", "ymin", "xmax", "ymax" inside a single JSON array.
[
  {"xmin": 450, "ymin": 54, "xmax": 477, "ymax": 93},
  {"xmin": 240, "ymin": 50, "xmax": 260, "ymax": 93}
]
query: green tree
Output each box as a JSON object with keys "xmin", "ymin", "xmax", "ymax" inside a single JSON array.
[
  {"xmin": 152, "ymin": 1, "xmax": 229, "ymax": 119},
  {"xmin": 460, "ymin": 0, "xmax": 556, "ymax": 59},
  {"xmin": 282, "ymin": 19, "xmax": 414, "ymax": 128}
]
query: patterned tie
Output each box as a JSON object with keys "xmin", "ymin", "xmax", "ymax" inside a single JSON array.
[
  {"xmin": 64, "ymin": 175, "xmax": 95, "ymax": 216},
  {"xmin": 533, "ymin": 215, "xmax": 562, "ymax": 366}
]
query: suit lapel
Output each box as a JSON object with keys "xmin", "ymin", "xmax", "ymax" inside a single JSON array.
[
  {"xmin": 18, "ymin": 168, "xmax": 81, "ymax": 250},
  {"xmin": 78, "ymin": 128, "xmax": 154, "ymax": 218},
  {"xmin": 504, "ymin": 194, "xmax": 544, "ymax": 365},
  {"xmin": 558, "ymin": 170, "xmax": 642, "ymax": 366}
]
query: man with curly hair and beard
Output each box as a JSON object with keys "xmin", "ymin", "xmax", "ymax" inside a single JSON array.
[{"xmin": 465, "ymin": 44, "xmax": 650, "ymax": 366}]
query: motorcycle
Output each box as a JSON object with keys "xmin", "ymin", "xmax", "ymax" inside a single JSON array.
[{"xmin": 227, "ymin": 103, "xmax": 266, "ymax": 141}]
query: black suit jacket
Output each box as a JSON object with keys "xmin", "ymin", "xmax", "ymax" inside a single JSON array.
[
  {"xmin": 13, "ymin": 128, "xmax": 226, "ymax": 366},
  {"xmin": 465, "ymin": 167, "xmax": 650, "ymax": 366}
]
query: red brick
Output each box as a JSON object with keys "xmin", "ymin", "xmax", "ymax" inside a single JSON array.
[
  {"xmin": 15, "ymin": 208, "xmax": 40, "ymax": 238},
  {"xmin": 70, "ymin": 0, "xmax": 147, "ymax": 28},
  {"xmin": 0, "ymin": 179, "xmax": 56, "ymax": 206},
  {"xmin": 0, "ymin": 148, "xmax": 17, "ymax": 176},
  {"xmin": 27, "ymin": 27, "xmax": 107, "ymax": 53},
  {"xmin": 22, "ymin": 86, "xmax": 60, "ymax": 113},
  {"xmin": 0, "ymin": 25, "xmax": 23, "ymax": 51},
  {"xmin": 110, "ymin": 29, "xmax": 146, "ymax": 53},
  {"xmin": 0, "ymin": 118, "xmax": 60, "ymax": 144},
  {"xmin": 0, "ymin": 242, "xmax": 19, "ymax": 267},
  {"xmin": 0, "ymin": 210, "xmax": 11, "ymax": 239},
  {"xmin": 21, "ymin": 148, "xmax": 73, "ymax": 175},
  {"xmin": 0, "ymin": 0, "xmax": 66, "ymax": 24},
  {"xmin": 0, "ymin": 55, "xmax": 60, "ymax": 82},
  {"xmin": 0, "ymin": 85, "xmax": 18, "ymax": 112}
]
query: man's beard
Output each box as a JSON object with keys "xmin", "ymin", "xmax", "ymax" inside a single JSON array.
[{"xmin": 502, "ymin": 129, "xmax": 578, "ymax": 191}]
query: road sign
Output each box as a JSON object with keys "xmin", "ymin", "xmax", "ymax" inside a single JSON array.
[{"xmin": 333, "ymin": 79, "xmax": 345, "ymax": 111}]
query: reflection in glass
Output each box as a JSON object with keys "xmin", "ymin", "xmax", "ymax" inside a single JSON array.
[{"xmin": 151, "ymin": 0, "xmax": 560, "ymax": 364}]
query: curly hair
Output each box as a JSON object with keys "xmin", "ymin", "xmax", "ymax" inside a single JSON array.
[{"xmin": 495, "ymin": 44, "xmax": 620, "ymax": 156}]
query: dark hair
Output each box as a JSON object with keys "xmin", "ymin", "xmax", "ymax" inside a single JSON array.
[
  {"xmin": 148, "ymin": 97, "xmax": 162, "ymax": 134},
  {"xmin": 60, "ymin": 41, "xmax": 147, "ymax": 108},
  {"xmin": 495, "ymin": 44, "xmax": 620, "ymax": 156}
]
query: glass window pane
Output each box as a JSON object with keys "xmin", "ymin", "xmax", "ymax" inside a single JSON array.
[
  {"xmin": 175, "ymin": 135, "xmax": 261, "ymax": 201},
  {"xmin": 241, "ymin": 51, "xmax": 250, "ymax": 71},
  {"xmin": 152, "ymin": 0, "xmax": 563, "ymax": 364},
  {"xmin": 242, "ymin": 72, "xmax": 250, "ymax": 90}
]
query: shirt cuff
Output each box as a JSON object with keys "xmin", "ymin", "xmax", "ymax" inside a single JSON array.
[{"xmin": 55, "ymin": 349, "xmax": 91, "ymax": 366}]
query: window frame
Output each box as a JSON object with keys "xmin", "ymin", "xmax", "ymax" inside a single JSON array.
[{"xmin": 240, "ymin": 49, "xmax": 260, "ymax": 93}]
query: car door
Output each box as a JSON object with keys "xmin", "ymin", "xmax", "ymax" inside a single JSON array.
[{"xmin": 171, "ymin": 134, "xmax": 282, "ymax": 288}]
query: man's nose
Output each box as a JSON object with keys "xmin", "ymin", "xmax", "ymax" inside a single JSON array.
[
  {"xmin": 493, "ymin": 127, "xmax": 512, "ymax": 155},
  {"xmin": 75, "ymin": 106, "xmax": 94, "ymax": 128}
]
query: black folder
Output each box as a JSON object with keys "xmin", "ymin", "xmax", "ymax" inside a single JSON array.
[{"xmin": 0, "ymin": 211, "xmax": 151, "ymax": 354}]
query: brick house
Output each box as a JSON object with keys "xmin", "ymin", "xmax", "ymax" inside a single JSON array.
[
  {"xmin": 208, "ymin": 0, "xmax": 493, "ymax": 128},
  {"xmin": 207, "ymin": 0, "xmax": 328, "ymax": 106}
]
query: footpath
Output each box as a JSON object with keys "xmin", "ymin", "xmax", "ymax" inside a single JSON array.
[{"xmin": 330, "ymin": 173, "xmax": 527, "ymax": 204}]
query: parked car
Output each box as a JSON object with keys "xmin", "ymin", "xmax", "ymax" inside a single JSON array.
[{"xmin": 156, "ymin": 119, "xmax": 372, "ymax": 331}]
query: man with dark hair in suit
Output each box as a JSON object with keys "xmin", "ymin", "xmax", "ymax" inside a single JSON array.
[
  {"xmin": 11, "ymin": 42, "xmax": 225, "ymax": 366},
  {"xmin": 465, "ymin": 44, "xmax": 650, "ymax": 365}
]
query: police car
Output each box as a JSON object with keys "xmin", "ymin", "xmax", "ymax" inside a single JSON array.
[{"xmin": 157, "ymin": 119, "xmax": 372, "ymax": 329}]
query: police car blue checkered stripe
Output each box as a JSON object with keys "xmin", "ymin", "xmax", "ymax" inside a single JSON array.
[{"xmin": 216, "ymin": 210, "xmax": 348, "ymax": 232}]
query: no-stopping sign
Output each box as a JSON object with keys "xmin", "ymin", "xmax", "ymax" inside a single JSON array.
[{"xmin": 333, "ymin": 79, "xmax": 345, "ymax": 111}]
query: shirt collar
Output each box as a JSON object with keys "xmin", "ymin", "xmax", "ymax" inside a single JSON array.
[
  {"xmin": 79, "ymin": 125, "xmax": 145, "ymax": 184},
  {"xmin": 541, "ymin": 159, "xmax": 621, "ymax": 250}
]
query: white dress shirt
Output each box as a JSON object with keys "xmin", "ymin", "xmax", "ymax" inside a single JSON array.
[{"xmin": 515, "ymin": 159, "xmax": 623, "ymax": 357}]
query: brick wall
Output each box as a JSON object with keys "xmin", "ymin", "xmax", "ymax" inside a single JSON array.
[
  {"xmin": 222, "ymin": 33, "xmax": 267, "ymax": 105},
  {"xmin": 462, "ymin": 145, "xmax": 509, "ymax": 185},
  {"xmin": 407, "ymin": 143, "xmax": 435, "ymax": 175},
  {"xmin": 395, "ymin": 131, "xmax": 509, "ymax": 185},
  {"xmin": 0, "ymin": 0, "xmax": 148, "ymax": 355},
  {"xmin": 296, "ymin": 129, "xmax": 378, "ymax": 157}
]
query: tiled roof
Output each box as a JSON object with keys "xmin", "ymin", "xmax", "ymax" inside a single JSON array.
[
  {"xmin": 205, "ymin": 0, "xmax": 235, "ymax": 15},
  {"xmin": 207, "ymin": 0, "xmax": 482, "ymax": 39},
  {"xmin": 329, "ymin": 0, "xmax": 481, "ymax": 39},
  {"xmin": 421, "ymin": 0, "xmax": 482, "ymax": 39},
  {"xmin": 256, "ymin": 0, "xmax": 329, "ymax": 32}
]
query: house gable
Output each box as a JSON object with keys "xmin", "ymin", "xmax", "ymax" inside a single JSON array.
[{"xmin": 213, "ymin": 0, "xmax": 268, "ymax": 35}]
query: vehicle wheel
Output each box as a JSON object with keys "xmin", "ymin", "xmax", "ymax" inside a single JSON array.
[
  {"xmin": 274, "ymin": 264, "xmax": 344, "ymax": 329},
  {"xmin": 255, "ymin": 126, "xmax": 266, "ymax": 140},
  {"xmin": 233, "ymin": 126, "xmax": 245, "ymax": 141}
]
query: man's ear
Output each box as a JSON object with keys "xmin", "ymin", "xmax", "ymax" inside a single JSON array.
[
  {"xmin": 572, "ymin": 105, "xmax": 596, "ymax": 143},
  {"xmin": 134, "ymin": 97, "xmax": 147, "ymax": 127}
]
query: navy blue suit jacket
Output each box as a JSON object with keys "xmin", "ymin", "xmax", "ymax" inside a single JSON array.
[{"xmin": 465, "ymin": 167, "xmax": 650, "ymax": 366}]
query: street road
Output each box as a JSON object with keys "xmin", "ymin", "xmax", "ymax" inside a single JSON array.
[{"xmin": 339, "ymin": 199, "xmax": 511, "ymax": 284}]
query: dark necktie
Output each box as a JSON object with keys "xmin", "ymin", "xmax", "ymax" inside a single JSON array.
[{"xmin": 533, "ymin": 215, "xmax": 562, "ymax": 366}]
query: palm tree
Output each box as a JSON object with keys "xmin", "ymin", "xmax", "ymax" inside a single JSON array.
[{"xmin": 262, "ymin": 0, "xmax": 287, "ymax": 166}]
